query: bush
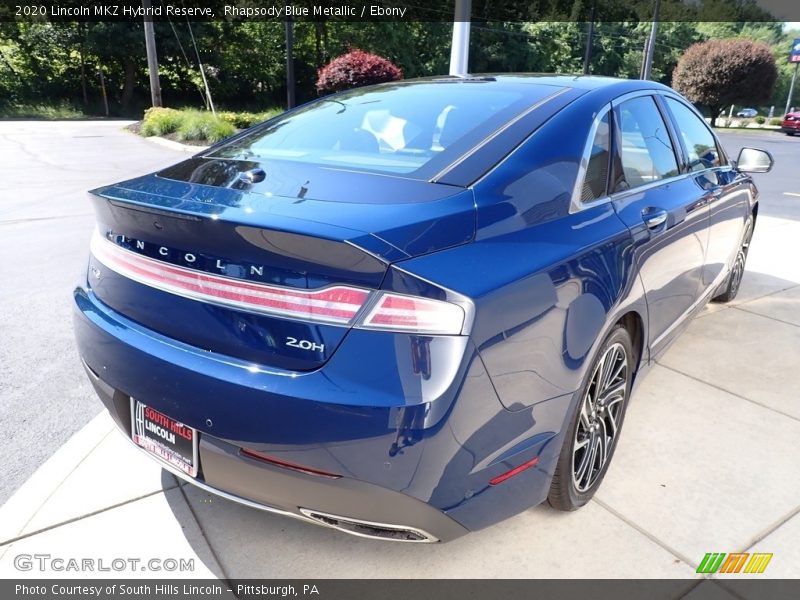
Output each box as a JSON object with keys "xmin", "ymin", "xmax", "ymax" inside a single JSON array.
[
  {"xmin": 254, "ymin": 108, "xmax": 283, "ymax": 122},
  {"xmin": 175, "ymin": 110, "xmax": 236, "ymax": 143},
  {"xmin": 316, "ymin": 49, "xmax": 402, "ymax": 94},
  {"xmin": 754, "ymin": 116, "xmax": 766, "ymax": 124},
  {"xmin": 220, "ymin": 109, "xmax": 282, "ymax": 128},
  {"xmin": 770, "ymin": 117, "xmax": 782, "ymax": 126},
  {"xmin": 140, "ymin": 107, "xmax": 183, "ymax": 136},
  {"xmin": 0, "ymin": 101, "xmax": 84, "ymax": 119},
  {"xmin": 739, "ymin": 118, "xmax": 751, "ymax": 128},
  {"xmin": 673, "ymin": 39, "xmax": 777, "ymax": 127},
  {"xmin": 140, "ymin": 107, "xmax": 283, "ymax": 142}
]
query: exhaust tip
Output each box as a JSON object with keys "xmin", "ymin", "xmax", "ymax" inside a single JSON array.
[{"xmin": 299, "ymin": 509, "xmax": 438, "ymax": 543}]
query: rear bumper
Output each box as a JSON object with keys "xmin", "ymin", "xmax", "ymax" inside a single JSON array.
[
  {"xmin": 781, "ymin": 122, "xmax": 799, "ymax": 133},
  {"xmin": 86, "ymin": 361, "xmax": 464, "ymax": 542},
  {"xmin": 73, "ymin": 284, "xmax": 569, "ymax": 540}
]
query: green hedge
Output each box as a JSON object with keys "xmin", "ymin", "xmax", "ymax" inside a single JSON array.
[
  {"xmin": 217, "ymin": 109, "xmax": 283, "ymax": 129},
  {"xmin": 140, "ymin": 107, "xmax": 282, "ymax": 143}
]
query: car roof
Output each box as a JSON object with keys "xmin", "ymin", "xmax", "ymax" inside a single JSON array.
[
  {"xmin": 399, "ymin": 74, "xmax": 679, "ymax": 114},
  {"xmin": 413, "ymin": 73, "xmax": 672, "ymax": 95}
]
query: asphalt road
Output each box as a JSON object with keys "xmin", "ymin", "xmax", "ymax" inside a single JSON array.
[
  {"xmin": 0, "ymin": 121, "xmax": 185, "ymax": 506},
  {"xmin": 0, "ymin": 121, "xmax": 798, "ymax": 508}
]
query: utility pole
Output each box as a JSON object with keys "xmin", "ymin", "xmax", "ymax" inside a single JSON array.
[
  {"xmin": 285, "ymin": 1, "xmax": 295, "ymax": 109},
  {"xmin": 449, "ymin": 0, "xmax": 471, "ymax": 76},
  {"xmin": 786, "ymin": 62, "xmax": 799, "ymax": 116},
  {"xmin": 98, "ymin": 68, "xmax": 109, "ymax": 116},
  {"xmin": 640, "ymin": 0, "xmax": 661, "ymax": 80},
  {"xmin": 583, "ymin": 0, "xmax": 597, "ymax": 75},
  {"xmin": 142, "ymin": 0, "xmax": 162, "ymax": 107}
]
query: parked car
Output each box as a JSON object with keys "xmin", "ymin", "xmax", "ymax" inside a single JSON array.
[
  {"xmin": 782, "ymin": 112, "xmax": 800, "ymax": 135},
  {"xmin": 73, "ymin": 75, "xmax": 773, "ymax": 543},
  {"xmin": 736, "ymin": 108, "xmax": 758, "ymax": 118}
]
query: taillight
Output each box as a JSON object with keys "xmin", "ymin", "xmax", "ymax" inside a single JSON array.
[
  {"xmin": 92, "ymin": 231, "xmax": 466, "ymax": 335},
  {"xmin": 357, "ymin": 292, "xmax": 465, "ymax": 335},
  {"xmin": 91, "ymin": 232, "xmax": 369, "ymax": 325}
]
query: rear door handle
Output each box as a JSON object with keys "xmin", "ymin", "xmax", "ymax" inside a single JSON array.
[{"xmin": 642, "ymin": 209, "xmax": 668, "ymax": 229}]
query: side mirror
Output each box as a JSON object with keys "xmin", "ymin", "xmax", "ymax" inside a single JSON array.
[{"xmin": 736, "ymin": 147, "xmax": 774, "ymax": 173}]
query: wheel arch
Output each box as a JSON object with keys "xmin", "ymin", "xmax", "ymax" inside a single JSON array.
[{"xmin": 616, "ymin": 310, "xmax": 646, "ymax": 382}]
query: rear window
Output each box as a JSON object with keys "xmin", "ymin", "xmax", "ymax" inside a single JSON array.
[{"xmin": 208, "ymin": 82, "xmax": 559, "ymax": 177}]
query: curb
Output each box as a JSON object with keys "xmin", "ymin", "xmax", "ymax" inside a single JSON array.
[
  {"xmin": 142, "ymin": 135, "xmax": 209, "ymax": 153},
  {"xmin": 0, "ymin": 411, "xmax": 115, "ymax": 544}
]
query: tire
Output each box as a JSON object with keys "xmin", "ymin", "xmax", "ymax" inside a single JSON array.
[
  {"xmin": 713, "ymin": 216, "xmax": 754, "ymax": 303},
  {"xmin": 786, "ymin": 132, "xmax": 795, "ymax": 136},
  {"xmin": 548, "ymin": 324, "xmax": 634, "ymax": 511}
]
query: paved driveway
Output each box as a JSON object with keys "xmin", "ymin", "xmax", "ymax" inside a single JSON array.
[
  {"xmin": 0, "ymin": 121, "xmax": 185, "ymax": 505},
  {"xmin": 0, "ymin": 122, "xmax": 798, "ymax": 584}
]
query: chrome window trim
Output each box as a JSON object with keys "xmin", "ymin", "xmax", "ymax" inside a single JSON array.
[
  {"xmin": 589, "ymin": 91, "xmax": 688, "ymax": 207},
  {"xmin": 571, "ymin": 90, "xmax": 680, "ymax": 214},
  {"xmin": 562, "ymin": 88, "xmax": 738, "ymax": 216},
  {"xmin": 569, "ymin": 103, "xmax": 612, "ymax": 214},
  {"xmin": 660, "ymin": 94, "xmax": 731, "ymax": 173},
  {"xmin": 608, "ymin": 172, "xmax": 687, "ymax": 202}
]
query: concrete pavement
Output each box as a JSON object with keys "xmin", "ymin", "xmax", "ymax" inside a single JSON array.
[{"xmin": 1, "ymin": 123, "xmax": 799, "ymax": 586}]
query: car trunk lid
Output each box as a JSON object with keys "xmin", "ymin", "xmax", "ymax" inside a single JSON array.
[{"xmin": 86, "ymin": 160, "xmax": 473, "ymax": 370}]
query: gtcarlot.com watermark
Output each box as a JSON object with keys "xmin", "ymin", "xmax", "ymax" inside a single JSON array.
[{"xmin": 13, "ymin": 553, "xmax": 194, "ymax": 573}]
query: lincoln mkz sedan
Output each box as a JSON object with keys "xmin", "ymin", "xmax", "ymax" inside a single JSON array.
[{"xmin": 73, "ymin": 75, "xmax": 773, "ymax": 542}]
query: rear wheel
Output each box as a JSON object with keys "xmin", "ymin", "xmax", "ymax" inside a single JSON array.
[
  {"xmin": 548, "ymin": 325, "xmax": 634, "ymax": 511},
  {"xmin": 713, "ymin": 216, "xmax": 754, "ymax": 303}
]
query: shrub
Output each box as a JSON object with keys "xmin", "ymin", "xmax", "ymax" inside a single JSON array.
[
  {"xmin": 673, "ymin": 39, "xmax": 778, "ymax": 127},
  {"xmin": 140, "ymin": 107, "xmax": 282, "ymax": 142},
  {"xmin": 175, "ymin": 110, "xmax": 236, "ymax": 143},
  {"xmin": 739, "ymin": 118, "xmax": 751, "ymax": 128},
  {"xmin": 754, "ymin": 115, "xmax": 766, "ymax": 124},
  {"xmin": 0, "ymin": 102, "xmax": 84, "ymax": 119},
  {"xmin": 140, "ymin": 107, "xmax": 182, "ymax": 136},
  {"xmin": 316, "ymin": 49, "xmax": 402, "ymax": 94},
  {"xmin": 769, "ymin": 117, "xmax": 782, "ymax": 126},
  {"xmin": 216, "ymin": 111, "xmax": 239, "ymax": 126},
  {"xmin": 254, "ymin": 108, "xmax": 283, "ymax": 123},
  {"xmin": 216, "ymin": 109, "xmax": 282, "ymax": 129}
]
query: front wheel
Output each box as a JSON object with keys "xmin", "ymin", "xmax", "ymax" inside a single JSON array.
[{"xmin": 548, "ymin": 325, "xmax": 634, "ymax": 511}]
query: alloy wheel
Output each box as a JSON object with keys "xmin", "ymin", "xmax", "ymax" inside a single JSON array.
[{"xmin": 572, "ymin": 342, "xmax": 629, "ymax": 493}]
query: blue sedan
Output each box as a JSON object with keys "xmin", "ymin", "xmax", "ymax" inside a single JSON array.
[{"xmin": 73, "ymin": 75, "xmax": 773, "ymax": 542}]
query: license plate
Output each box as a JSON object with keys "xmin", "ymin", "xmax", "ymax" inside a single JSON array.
[{"xmin": 131, "ymin": 400, "xmax": 198, "ymax": 477}]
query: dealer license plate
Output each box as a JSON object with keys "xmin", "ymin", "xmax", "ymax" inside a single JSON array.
[{"xmin": 131, "ymin": 399, "xmax": 198, "ymax": 477}]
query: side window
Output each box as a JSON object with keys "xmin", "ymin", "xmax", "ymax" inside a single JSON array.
[
  {"xmin": 665, "ymin": 98, "xmax": 724, "ymax": 172},
  {"xmin": 580, "ymin": 111, "xmax": 611, "ymax": 201},
  {"xmin": 613, "ymin": 96, "xmax": 679, "ymax": 192}
]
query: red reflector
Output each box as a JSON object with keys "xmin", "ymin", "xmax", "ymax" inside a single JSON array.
[
  {"xmin": 239, "ymin": 448, "xmax": 341, "ymax": 479},
  {"xmin": 488, "ymin": 456, "xmax": 540, "ymax": 486},
  {"xmin": 91, "ymin": 232, "xmax": 369, "ymax": 325}
]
